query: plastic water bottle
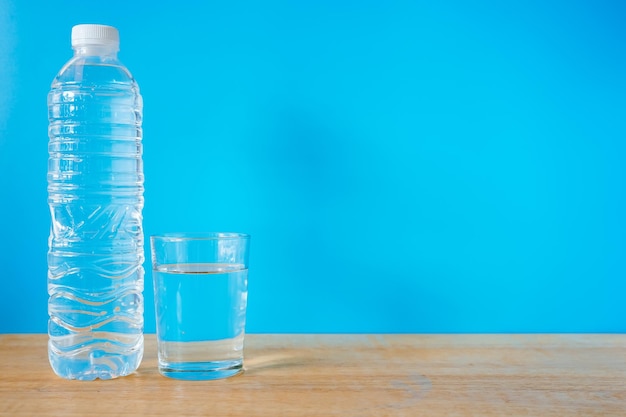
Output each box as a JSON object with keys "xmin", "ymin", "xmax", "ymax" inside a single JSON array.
[{"xmin": 47, "ymin": 24, "xmax": 144, "ymax": 380}]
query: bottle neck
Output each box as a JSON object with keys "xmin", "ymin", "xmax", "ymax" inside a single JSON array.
[{"xmin": 73, "ymin": 45, "xmax": 119, "ymax": 57}]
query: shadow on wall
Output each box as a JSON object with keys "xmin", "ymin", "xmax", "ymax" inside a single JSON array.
[{"xmin": 249, "ymin": 105, "xmax": 453, "ymax": 331}]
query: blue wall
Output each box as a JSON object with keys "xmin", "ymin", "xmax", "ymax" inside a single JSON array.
[{"xmin": 1, "ymin": 0, "xmax": 625, "ymax": 333}]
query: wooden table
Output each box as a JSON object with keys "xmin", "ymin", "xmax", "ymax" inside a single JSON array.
[{"xmin": 0, "ymin": 334, "xmax": 625, "ymax": 416}]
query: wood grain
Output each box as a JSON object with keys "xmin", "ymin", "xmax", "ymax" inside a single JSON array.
[{"xmin": 0, "ymin": 334, "xmax": 625, "ymax": 416}]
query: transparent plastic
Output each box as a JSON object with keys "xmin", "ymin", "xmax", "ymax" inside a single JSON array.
[{"xmin": 47, "ymin": 29, "xmax": 144, "ymax": 380}]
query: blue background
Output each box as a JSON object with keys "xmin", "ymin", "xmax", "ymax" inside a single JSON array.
[{"xmin": 1, "ymin": 0, "xmax": 625, "ymax": 333}]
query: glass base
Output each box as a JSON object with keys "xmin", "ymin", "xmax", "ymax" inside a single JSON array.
[{"xmin": 159, "ymin": 359, "xmax": 243, "ymax": 380}]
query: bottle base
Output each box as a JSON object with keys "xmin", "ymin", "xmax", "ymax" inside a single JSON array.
[{"xmin": 48, "ymin": 340, "xmax": 144, "ymax": 380}]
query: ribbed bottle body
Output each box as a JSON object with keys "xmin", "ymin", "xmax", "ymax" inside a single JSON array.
[{"xmin": 47, "ymin": 53, "xmax": 144, "ymax": 380}]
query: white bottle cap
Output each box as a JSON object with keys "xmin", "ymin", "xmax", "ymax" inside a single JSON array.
[{"xmin": 71, "ymin": 24, "xmax": 119, "ymax": 50}]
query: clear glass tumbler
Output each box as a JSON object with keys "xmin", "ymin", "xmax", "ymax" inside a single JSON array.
[{"xmin": 150, "ymin": 233, "xmax": 250, "ymax": 380}]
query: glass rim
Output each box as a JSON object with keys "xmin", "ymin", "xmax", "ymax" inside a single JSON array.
[{"xmin": 150, "ymin": 232, "xmax": 250, "ymax": 242}]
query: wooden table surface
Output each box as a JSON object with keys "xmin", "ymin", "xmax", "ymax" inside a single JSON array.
[{"xmin": 0, "ymin": 334, "xmax": 625, "ymax": 416}]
